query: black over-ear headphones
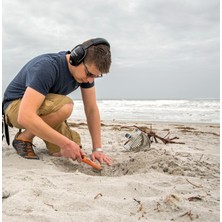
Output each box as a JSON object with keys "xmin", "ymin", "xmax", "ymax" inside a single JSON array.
[{"xmin": 69, "ymin": 38, "xmax": 110, "ymax": 66}]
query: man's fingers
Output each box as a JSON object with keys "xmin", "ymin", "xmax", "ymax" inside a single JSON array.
[
  {"xmin": 80, "ymin": 149, "xmax": 86, "ymax": 157},
  {"xmin": 91, "ymin": 155, "xmax": 96, "ymax": 162},
  {"xmin": 92, "ymin": 152, "xmax": 112, "ymax": 166},
  {"xmin": 104, "ymin": 157, "xmax": 112, "ymax": 166}
]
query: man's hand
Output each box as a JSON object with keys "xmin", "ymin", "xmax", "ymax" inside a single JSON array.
[
  {"xmin": 55, "ymin": 141, "xmax": 85, "ymax": 162},
  {"xmin": 91, "ymin": 151, "xmax": 112, "ymax": 166}
]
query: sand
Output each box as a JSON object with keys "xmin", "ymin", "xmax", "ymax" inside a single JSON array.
[{"xmin": 2, "ymin": 120, "xmax": 220, "ymax": 222}]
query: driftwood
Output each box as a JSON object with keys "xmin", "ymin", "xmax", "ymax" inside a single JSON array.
[
  {"xmin": 121, "ymin": 125, "xmax": 185, "ymax": 145},
  {"xmin": 68, "ymin": 121, "xmax": 185, "ymax": 145}
]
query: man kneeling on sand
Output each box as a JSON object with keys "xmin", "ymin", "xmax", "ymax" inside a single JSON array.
[{"xmin": 2, "ymin": 37, "xmax": 112, "ymax": 166}]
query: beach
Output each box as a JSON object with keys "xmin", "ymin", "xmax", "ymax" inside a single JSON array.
[{"xmin": 2, "ymin": 120, "xmax": 220, "ymax": 222}]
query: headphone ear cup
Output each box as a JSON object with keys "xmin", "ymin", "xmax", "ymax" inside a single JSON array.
[
  {"xmin": 69, "ymin": 38, "xmax": 110, "ymax": 66},
  {"xmin": 70, "ymin": 45, "xmax": 86, "ymax": 66}
]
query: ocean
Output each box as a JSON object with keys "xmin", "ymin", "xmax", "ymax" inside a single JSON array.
[{"xmin": 70, "ymin": 99, "xmax": 220, "ymax": 124}]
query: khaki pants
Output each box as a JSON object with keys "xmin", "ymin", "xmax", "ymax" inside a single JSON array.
[{"xmin": 5, "ymin": 94, "xmax": 81, "ymax": 154}]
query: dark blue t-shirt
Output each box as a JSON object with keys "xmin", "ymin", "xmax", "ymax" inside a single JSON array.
[{"xmin": 3, "ymin": 51, "xmax": 94, "ymax": 110}]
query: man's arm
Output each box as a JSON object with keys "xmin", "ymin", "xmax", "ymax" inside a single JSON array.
[
  {"xmin": 81, "ymin": 86, "xmax": 112, "ymax": 165},
  {"xmin": 81, "ymin": 86, "xmax": 101, "ymax": 148},
  {"xmin": 18, "ymin": 87, "xmax": 83, "ymax": 161}
]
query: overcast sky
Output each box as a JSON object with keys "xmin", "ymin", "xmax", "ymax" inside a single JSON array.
[{"xmin": 2, "ymin": 0, "xmax": 220, "ymax": 99}]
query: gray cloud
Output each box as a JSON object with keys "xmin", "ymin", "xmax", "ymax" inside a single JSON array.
[{"xmin": 2, "ymin": 0, "xmax": 220, "ymax": 99}]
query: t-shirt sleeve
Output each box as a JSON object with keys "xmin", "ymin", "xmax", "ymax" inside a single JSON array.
[
  {"xmin": 80, "ymin": 81, "xmax": 95, "ymax": 88},
  {"xmin": 26, "ymin": 60, "xmax": 57, "ymax": 96}
]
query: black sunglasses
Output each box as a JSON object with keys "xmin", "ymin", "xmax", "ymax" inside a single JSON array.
[{"xmin": 83, "ymin": 62, "xmax": 103, "ymax": 78}]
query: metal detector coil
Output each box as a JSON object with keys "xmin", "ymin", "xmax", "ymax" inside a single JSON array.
[{"xmin": 123, "ymin": 129, "xmax": 151, "ymax": 152}]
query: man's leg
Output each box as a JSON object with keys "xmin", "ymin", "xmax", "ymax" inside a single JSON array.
[
  {"xmin": 5, "ymin": 94, "xmax": 74, "ymax": 140},
  {"xmin": 17, "ymin": 102, "xmax": 73, "ymax": 141},
  {"xmin": 5, "ymin": 94, "xmax": 81, "ymax": 155}
]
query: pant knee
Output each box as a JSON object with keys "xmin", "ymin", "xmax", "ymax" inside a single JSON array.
[
  {"xmin": 60, "ymin": 103, "xmax": 73, "ymax": 119},
  {"xmin": 38, "ymin": 94, "xmax": 74, "ymax": 116}
]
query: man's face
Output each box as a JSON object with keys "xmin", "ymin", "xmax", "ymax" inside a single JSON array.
[{"xmin": 75, "ymin": 62, "xmax": 102, "ymax": 84}]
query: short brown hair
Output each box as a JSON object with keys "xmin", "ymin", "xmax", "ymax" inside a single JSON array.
[{"xmin": 83, "ymin": 40, "xmax": 111, "ymax": 74}]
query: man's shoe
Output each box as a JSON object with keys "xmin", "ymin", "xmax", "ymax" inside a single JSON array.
[{"xmin": 12, "ymin": 132, "xmax": 39, "ymax": 160}]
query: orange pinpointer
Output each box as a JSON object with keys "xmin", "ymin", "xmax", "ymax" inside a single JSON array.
[{"xmin": 81, "ymin": 156, "xmax": 102, "ymax": 170}]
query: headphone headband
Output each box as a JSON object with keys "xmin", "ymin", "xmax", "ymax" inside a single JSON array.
[{"xmin": 69, "ymin": 38, "xmax": 110, "ymax": 66}]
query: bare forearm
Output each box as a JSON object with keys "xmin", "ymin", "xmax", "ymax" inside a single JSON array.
[{"xmin": 86, "ymin": 109, "xmax": 102, "ymax": 148}]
